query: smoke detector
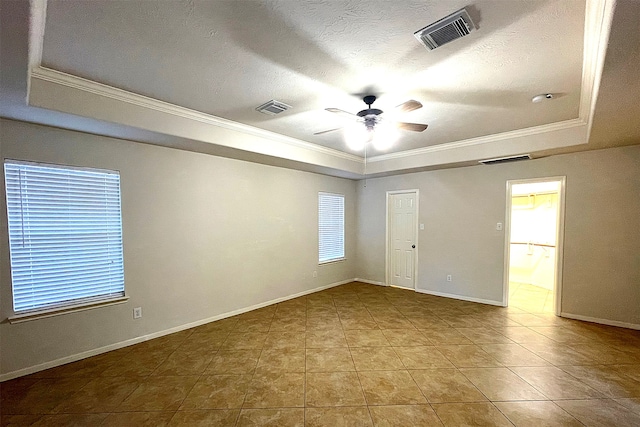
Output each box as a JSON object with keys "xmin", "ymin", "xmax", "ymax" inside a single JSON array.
[
  {"xmin": 414, "ymin": 8, "xmax": 476, "ymax": 51},
  {"xmin": 256, "ymin": 100, "xmax": 291, "ymax": 115},
  {"xmin": 532, "ymin": 93, "xmax": 554, "ymax": 103}
]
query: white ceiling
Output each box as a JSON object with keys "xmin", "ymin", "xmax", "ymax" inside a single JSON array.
[
  {"xmin": 41, "ymin": 0, "xmax": 584, "ymax": 155},
  {"xmin": 1, "ymin": 0, "xmax": 639, "ymax": 179}
]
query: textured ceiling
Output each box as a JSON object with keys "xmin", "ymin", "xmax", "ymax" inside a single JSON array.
[{"xmin": 40, "ymin": 0, "xmax": 585, "ymax": 156}]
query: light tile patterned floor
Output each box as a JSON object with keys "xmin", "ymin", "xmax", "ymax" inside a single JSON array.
[
  {"xmin": 509, "ymin": 282, "xmax": 555, "ymax": 314},
  {"xmin": 2, "ymin": 282, "xmax": 640, "ymax": 426}
]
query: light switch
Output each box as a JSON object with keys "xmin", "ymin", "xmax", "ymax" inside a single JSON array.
[
  {"xmin": 419, "ymin": 223, "xmax": 425, "ymax": 230},
  {"xmin": 496, "ymin": 222, "xmax": 503, "ymax": 231}
]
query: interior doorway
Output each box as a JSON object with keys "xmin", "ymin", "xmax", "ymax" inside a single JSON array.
[
  {"xmin": 503, "ymin": 178, "xmax": 566, "ymax": 315},
  {"xmin": 386, "ymin": 190, "xmax": 419, "ymax": 290}
]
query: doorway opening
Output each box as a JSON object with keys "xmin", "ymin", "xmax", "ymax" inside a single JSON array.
[
  {"xmin": 386, "ymin": 190, "xmax": 419, "ymax": 290},
  {"xmin": 503, "ymin": 178, "xmax": 566, "ymax": 315}
]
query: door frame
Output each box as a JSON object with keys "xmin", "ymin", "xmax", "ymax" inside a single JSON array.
[
  {"xmin": 385, "ymin": 189, "xmax": 419, "ymax": 290},
  {"xmin": 502, "ymin": 176, "xmax": 566, "ymax": 315}
]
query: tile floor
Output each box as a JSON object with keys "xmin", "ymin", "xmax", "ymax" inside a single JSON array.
[
  {"xmin": 509, "ymin": 282, "xmax": 555, "ymax": 314},
  {"xmin": 2, "ymin": 282, "xmax": 640, "ymax": 426}
]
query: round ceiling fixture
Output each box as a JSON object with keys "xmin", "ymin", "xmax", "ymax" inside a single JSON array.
[{"xmin": 532, "ymin": 93, "xmax": 554, "ymax": 103}]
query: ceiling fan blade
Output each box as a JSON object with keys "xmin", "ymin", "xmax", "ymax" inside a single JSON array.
[
  {"xmin": 395, "ymin": 100, "xmax": 423, "ymax": 113},
  {"xmin": 326, "ymin": 108, "xmax": 358, "ymax": 119},
  {"xmin": 314, "ymin": 127, "xmax": 342, "ymax": 135},
  {"xmin": 397, "ymin": 122, "xmax": 428, "ymax": 132}
]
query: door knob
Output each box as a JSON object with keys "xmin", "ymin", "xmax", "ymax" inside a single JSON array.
[{"xmin": 412, "ymin": 245, "xmax": 416, "ymax": 248}]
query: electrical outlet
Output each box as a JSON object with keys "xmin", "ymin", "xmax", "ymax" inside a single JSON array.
[
  {"xmin": 133, "ymin": 307, "xmax": 142, "ymax": 319},
  {"xmin": 313, "ymin": 271, "xmax": 318, "ymax": 278},
  {"xmin": 446, "ymin": 274, "xmax": 452, "ymax": 282},
  {"xmin": 496, "ymin": 222, "xmax": 503, "ymax": 231}
]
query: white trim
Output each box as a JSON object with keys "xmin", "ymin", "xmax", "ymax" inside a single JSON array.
[
  {"xmin": 8, "ymin": 297, "xmax": 129, "ymax": 324},
  {"xmin": 581, "ymin": 0, "xmax": 617, "ymax": 140},
  {"xmin": 28, "ymin": 0, "xmax": 48, "ymax": 67},
  {"xmin": 415, "ymin": 288, "xmax": 503, "ymax": 307},
  {"xmin": 27, "ymin": 0, "xmax": 47, "ymax": 83},
  {"xmin": 560, "ymin": 312, "xmax": 640, "ymax": 331},
  {"xmin": 385, "ymin": 190, "xmax": 419, "ymax": 290},
  {"xmin": 318, "ymin": 258, "xmax": 346, "ymax": 266},
  {"xmin": 0, "ymin": 278, "xmax": 355, "ymax": 382},
  {"xmin": 367, "ymin": 119, "xmax": 585, "ymax": 163},
  {"xmin": 503, "ymin": 177, "xmax": 566, "ymax": 315},
  {"xmin": 29, "ymin": 67, "xmax": 363, "ymax": 164},
  {"xmin": 502, "ymin": 181, "xmax": 512, "ymax": 308},
  {"xmin": 354, "ymin": 278, "xmax": 387, "ymax": 287}
]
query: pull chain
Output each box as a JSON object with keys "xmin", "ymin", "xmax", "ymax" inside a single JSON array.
[{"xmin": 363, "ymin": 142, "xmax": 368, "ymax": 188}]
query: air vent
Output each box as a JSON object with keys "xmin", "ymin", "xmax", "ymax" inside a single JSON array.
[
  {"xmin": 256, "ymin": 100, "xmax": 291, "ymax": 115},
  {"xmin": 414, "ymin": 8, "xmax": 476, "ymax": 50},
  {"xmin": 479, "ymin": 154, "xmax": 532, "ymax": 165}
]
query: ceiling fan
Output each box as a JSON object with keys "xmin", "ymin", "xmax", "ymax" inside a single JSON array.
[{"xmin": 315, "ymin": 95, "xmax": 428, "ymax": 151}]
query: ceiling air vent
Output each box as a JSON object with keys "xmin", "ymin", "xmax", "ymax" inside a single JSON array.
[
  {"xmin": 479, "ymin": 154, "xmax": 532, "ymax": 165},
  {"xmin": 256, "ymin": 100, "xmax": 291, "ymax": 115},
  {"xmin": 414, "ymin": 8, "xmax": 476, "ymax": 51}
]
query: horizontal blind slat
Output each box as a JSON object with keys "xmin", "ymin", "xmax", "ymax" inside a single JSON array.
[
  {"xmin": 4, "ymin": 161, "xmax": 125, "ymax": 313},
  {"xmin": 318, "ymin": 193, "xmax": 345, "ymax": 262}
]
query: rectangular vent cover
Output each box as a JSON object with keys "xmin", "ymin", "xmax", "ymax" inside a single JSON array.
[
  {"xmin": 256, "ymin": 100, "xmax": 291, "ymax": 115},
  {"xmin": 479, "ymin": 154, "xmax": 532, "ymax": 165},
  {"xmin": 414, "ymin": 8, "xmax": 476, "ymax": 50}
]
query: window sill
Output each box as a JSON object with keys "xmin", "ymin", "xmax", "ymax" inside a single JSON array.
[
  {"xmin": 7, "ymin": 296, "xmax": 129, "ymax": 324},
  {"xmin": 319, "ymin": 258, "xmax": 346, "ymax": 266}
]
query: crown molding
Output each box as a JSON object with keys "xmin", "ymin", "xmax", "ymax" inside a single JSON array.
[
  {"xmin": 25, "ymin": 0, "xmax": 612, "ymax": 175},
  {"xmin": 367, "ymin": 118, "xmax": 585, "ymax": 162},
  {"xmin": 28, "ymin": 0, "xmax": 47, "ymax": 68},
  {"xmin": 580, "ymin": 0, "xmax": 616, "ymax": 139},
  {"xmin": 26, "ymin": 0, "xmax": 47, "ymax": 99},
  {"xmin": 30, "ymin": 66, "xmax": 363, "ymax": 164}
]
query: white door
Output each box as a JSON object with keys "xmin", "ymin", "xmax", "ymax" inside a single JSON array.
[{"xmin": 388, "ymin": 192, "xmax": 418, "ymax": 289}]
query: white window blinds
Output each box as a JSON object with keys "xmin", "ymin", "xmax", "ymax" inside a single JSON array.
[
  {"xmin": 4, "ymin": 161, "xmax": 125, "ymax": 314},
  {"xmin": 318, "ymin": 192, "xmax": 345, "ymax": 263}
]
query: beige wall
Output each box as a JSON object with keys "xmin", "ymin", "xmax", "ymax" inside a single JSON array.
[
  {"xmin": 2, "ymin": 117, "xmax": 639, "ymax": 379},
  {"xmin": 0, "ymin": 119, "xmax": 357, "ymax": 377},
  {"xmin": 356, "ymin": 145, "xmax": 640, "ymax": 326}
]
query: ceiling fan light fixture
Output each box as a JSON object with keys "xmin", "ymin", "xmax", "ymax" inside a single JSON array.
[
  {"xmin": 324, "ymin": 95, "xmax": 427, "ymax": 152},
  {"xmin": 344, "ymin": 122, "xmax": 371, "ymax": 151},
  {"xmin": 371, "ymin": 121, "xmax": 399, "ymax": 151}
]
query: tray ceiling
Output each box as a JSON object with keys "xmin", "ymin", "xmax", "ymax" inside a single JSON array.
[
  {"xmin": 40, "ymin": 0, "xmax": 584, "ymax": 155},
  {"xmin": 2, "ymin": 0, "xmax": 638, "ymax": 179}
]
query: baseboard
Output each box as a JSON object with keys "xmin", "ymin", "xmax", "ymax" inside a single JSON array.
[
  {"xmin": 0, "ymin": 278, "xmax": 354, "ymax": 382},
  {"xmin": 353, "ymin": 278, "xmax": 387, "ymax": 287},
  {"xmin": 560, "ymin": 312, "xmax": 640, "ymax": 330},
  {"xmin": 415, "ymin": 288, "xmax": 503, "ymax": 307}
]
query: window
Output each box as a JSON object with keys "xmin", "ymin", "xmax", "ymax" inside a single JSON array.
[
  {"xmin": 4, "ymin": 161, "xmax": 125, "ymax": 315},
  {"xmin": 318, "ymin": 192, "xmax": 344, "ymax": 263}
]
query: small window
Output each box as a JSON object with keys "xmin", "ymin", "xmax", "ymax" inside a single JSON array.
[
  {"xmin": 4, "ymin": 161, "xmax": 125, "ymax": 314},
  {"xmin": 318, "ymin": 192, "xmax": 345, "ymax": 263}
]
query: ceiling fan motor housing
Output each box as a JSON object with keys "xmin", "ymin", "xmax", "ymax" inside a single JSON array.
[
  {"xmin": 357, "ymin": 95, "xmax": 383, "ymax": 125},
  {"xmin": 357, "ymin": 108, "xmax": 383, "ymax": 117}
]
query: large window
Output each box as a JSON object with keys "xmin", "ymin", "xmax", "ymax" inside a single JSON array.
[
  {"xmin": 4, "ymin": 161, "xmax": 125, "ymax": 315},
  {"xmin": 318, "ymin": 192, "xmax": 344, "ymax": 263}
]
